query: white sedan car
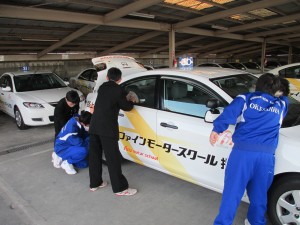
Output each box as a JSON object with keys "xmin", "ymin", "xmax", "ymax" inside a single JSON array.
[
  {"xmin": 87, "ymin": 67, "xmax": 300, "ymax": 225},
  {"xmin": 0, "ymin": 71, "xmax": 85, "ymax": 129}
]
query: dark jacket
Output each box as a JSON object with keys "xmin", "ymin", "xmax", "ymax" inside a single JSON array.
[
  {"xmin": 54, "ymin": 98, "xmax": 79, "ymax": 137},
  {"xmin": 89, "ymin": 81, "xmax": 133, "ymax": 139}
]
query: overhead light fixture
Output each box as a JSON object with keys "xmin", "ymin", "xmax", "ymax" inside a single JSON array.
[
  {"xmin": 211, "ymin": 25, "xmax": 228, "ymax": 31},
  {"xmin": 21, "ymin": 38, "xmax": 59, "ymax": 42},
  {"xmin": 128, "ymin": 12, "xmax": 155, "ymax": 19}
]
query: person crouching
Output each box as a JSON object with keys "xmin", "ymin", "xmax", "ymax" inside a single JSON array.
[{"xmin": 52, "ymin": 111, "xmax": 92, "ymax": 175}]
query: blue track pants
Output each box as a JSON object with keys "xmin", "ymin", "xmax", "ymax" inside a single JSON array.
[
  {"xmin": 213, "ymin": 149, "xmax": 275, "ymax": 225},
  {"xmin": 56, "ymin": 146, "xmax": 88, "ymax": 168}
]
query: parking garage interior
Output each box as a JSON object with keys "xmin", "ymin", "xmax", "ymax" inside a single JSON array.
[{"xmin": 0, "ymin": 1, "xmax": 299, "ymax": 225}]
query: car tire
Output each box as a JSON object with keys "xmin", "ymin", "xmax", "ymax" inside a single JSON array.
[
  {"xmin": 14, "ymin": 107, "xmax": 27, "ymax": 130},
  {"xmin": 267, "ymin": 174, "xmax": 300, "ymax": 225}
]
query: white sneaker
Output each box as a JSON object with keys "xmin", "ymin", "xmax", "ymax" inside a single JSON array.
[
  {"xmin": 115, "ymin": 188, "xmax": 137, "ymax": 196},
  {"xmin": 245, "ymin": 219, "xmax": 251, "ymax": 225},
  {"xmin": 61, "ymin": 160, "xmax": 77, "ymax": 175},
  {"xmin": 52, "ymin": 152, "xmax": 62, "ymax": 168},
  {"xmin": 90, "ymin": 181, "xmax": 108, "ymax": 192}
]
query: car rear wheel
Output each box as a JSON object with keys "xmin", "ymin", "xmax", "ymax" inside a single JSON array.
[
  {"xmin": 268, "ymin": 174, "xmax": 300, "ymax": 225},
  {"xmin": 14, "ymin": 107, "xmax": 27, "ymax": 130}
]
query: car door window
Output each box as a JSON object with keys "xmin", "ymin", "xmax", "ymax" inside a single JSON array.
[
  {"xmin": 78, "ymin": 70, "xmax": 92, "ymax": 81},
  {"xmin": 122, "ymin": 77, "xmax": 156, "ymax": 108},
  {"xmin": 0, "ymin": 75, "xmax": 13, "ymax": 91},
  {"xmin": 91, "ymin": 70, "xmax": 98, "ymax": 81},
  {"xmin": 162, "ymin": 79, "xmax": 215, "ymax": 118}
]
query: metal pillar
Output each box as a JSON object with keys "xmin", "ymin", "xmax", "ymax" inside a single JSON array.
[{"xmin": 169, "ymin": 27, "xmax": 175, "ymax": 68}]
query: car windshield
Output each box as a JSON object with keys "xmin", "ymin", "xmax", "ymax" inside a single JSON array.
[
  {"xmin": 220, "ymin": 63, "xmax": 235, "ymax": 69},
  {"xmin": 211, "ymin": 73, "xmax": 257, "ymax": 98},
  {"xmin": 229, "ymin": 63, "xmax": 245, "ymax": 70},
  {"xmin": 243, "ymin": 62, "xmax": 260, "ymax": 70},
  {"xmin": 211, "ymin": 74, "xmax": 300, "ymax": 128},
  {"xmin": 14, "ymin": 73, "xmax": 67, "ymax": 92}
]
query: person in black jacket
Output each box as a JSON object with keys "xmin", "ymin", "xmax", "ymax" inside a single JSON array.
[
  {"xmin": 54, "ymin": 90, "xmax": 80, "ymax": 138},
  {"xmin": 88, "ymin": 67, "xmax": 137, "ymax": 196}
]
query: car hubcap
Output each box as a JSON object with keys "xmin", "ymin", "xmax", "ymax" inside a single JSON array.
[
  {"xmin": 15, "ymin": 111, "xmax": 21, "ymax": 127},
  {"xmin": 276, "ymin": 190, "xmax": 300, "ymax": 225}
]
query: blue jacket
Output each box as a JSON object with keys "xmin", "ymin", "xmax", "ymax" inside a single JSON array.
[
  {"xmin": 213, "ymin": 91, "xmax": 288, "ymax": 154},
  {"xmin": 54, "ymin": 117, "xmax": 89, "ymax": 153}
]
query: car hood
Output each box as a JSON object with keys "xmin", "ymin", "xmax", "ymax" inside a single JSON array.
[{"xmin": 16, "ymin": 87, "xmax": 73, "ymax": 103}]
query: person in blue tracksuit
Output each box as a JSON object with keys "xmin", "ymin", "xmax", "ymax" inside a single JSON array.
[
  {"xmin": 210, "ymin": 73, "xmax": 290, "ymax": 225},
  {"xmin": 53, "ymin": 111, "xmax": 92, "ymax": 175}
]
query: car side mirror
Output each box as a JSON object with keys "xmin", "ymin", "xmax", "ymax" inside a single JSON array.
[
  {"xmin": 204, "ymin": 99, "xmax": 221, "ymax": 123},
  {"xmin": 1, "ymin": 86, "xmax": 11, "ymax": 92}
]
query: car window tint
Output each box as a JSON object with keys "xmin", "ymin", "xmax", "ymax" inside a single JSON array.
[
  {"xmin": 91, "ymin": 70, "xmax": 98, "ymax": 81},
  {"xmin": 279, "ymin": 65, "xmax": 300, "ymax": 78},
  {"xmin": 162, "ymin": 80, "xmax": 213, "ymax": 118},
  {"xmin": 78, "ymin": 70, "xmax": 92, "ymax": 81},
  {"xmin": 0, "ymin": 75, "xmax": 13, "ymax": 91},
  {"xmin": 122, "ymin": 77, "xmax": 156, "ymax": 108}
]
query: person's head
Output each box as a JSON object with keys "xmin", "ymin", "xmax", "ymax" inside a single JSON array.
[
  {"xmin": 65, "ymin": 90, "xmax": 80, "ymax": 107},
  {"xmin": 106, "ymin": 67, "xmax": 122, "ymax": 83},
  {"xmin": 255, "ymin": 73, "xmax": 290, "ymax": 97},
  {"xmin": 79, "ymin": 111, "xmax": 92, "ymax": 130}
]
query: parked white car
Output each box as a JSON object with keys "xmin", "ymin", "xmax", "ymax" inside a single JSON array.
[
  {"xmin": 0, "ymin": 71, "xmax": 85, "ymax": 129},
  {"xmin": 229, "ymin": 62, "xmax": 262, "ymax": 74},
  {"xmin": 197, "ymin": 62, "xmax": 236, "ymax": 69},
  {"xmin": 69, "ymin": 55, "xmax": 146, "ymax": 96},
  {"xmin": 267, "ymin": 62, "xmax": 300, "ymax": 102},
  {"xmin": 88, "ymin": 67, "xmax": 300, "ymax": 225}
]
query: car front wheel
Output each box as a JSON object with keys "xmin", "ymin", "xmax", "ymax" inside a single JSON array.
[
  {"xmin": 268, "ymin": 174, "xmax": 300, "ymax": 225},
  {"xmin": 14, "ymin": 107, "xmax": 27, "ymax": 130}
]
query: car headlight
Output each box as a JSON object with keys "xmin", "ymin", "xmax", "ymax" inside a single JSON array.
[
  {"xmin": 79, "ymin": 94, "xmax": 85, "ymax": 102},
  {"xmin": 23, "ymin": 102, "xmax": 44, "ymax": 108}
]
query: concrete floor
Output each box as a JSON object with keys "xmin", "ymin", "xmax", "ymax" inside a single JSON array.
[{"xmin": 0, "ymin": 111, "xmax": 269, "ymax": 225}]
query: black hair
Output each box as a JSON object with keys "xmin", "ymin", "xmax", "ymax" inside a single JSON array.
[
  {"xmin": 255, "ymin": 73, "xmax": 289, "ymax": 96},
  {"xmin": 107, "ymin": 67, "xmax": 122, "ymax": 81},
  {"xmin": 279, "ymin": 77, "xmax": 290, "ymax": 96},
  {"xmin": 66, "ymin": 90, "xmax": 80, "ymax": 104},
  {"xmin": 79, "ymin": 111, "xmax": 92, "ymax": 125}
]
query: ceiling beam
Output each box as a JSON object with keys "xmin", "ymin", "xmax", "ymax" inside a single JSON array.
[
  {"xmin": 0, "ymin": 5, "xmax": 171, "ymax": 31},
  {"xmin": 235, "ymin": 46, "xmax": 283, "ymax": 57},
  {"xmin": 98, "ymin": 31, "xmax": 164, "ymax": 56},
  {"xmin": 215, "ymin": 13, "xmax": 300, "ymax": 35},
  {"xmin": 37, "ymin": 24, "xmax": 98, "ymax": 58},
  {"xmin": 104, "ymin": 0, "xmax": 163, "ymax": 23},
  {"xmin": 244, "ymin": 25, "xmax": 300, "ymax": 39},
  {"xmin": 173, "ymin": 0, "xmax": 292, "ymax": 29},
  {"xmin": 197, "ymin": 43, "xmax": 255, "ymax": 57},
  {"xmin": 266, "ymin": 32, "xmax": 300, "ymax": 41},
  {"xmin": 177, "ymin": 40, "xmax": 233, "ymax": 56},
  {"xmin": 140, "ymin": 36, "xmax": 204, "ymax": 57}
]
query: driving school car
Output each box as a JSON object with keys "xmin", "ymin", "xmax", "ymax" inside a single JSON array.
[
  {"xmin": 91, "ymin": 67, "xmax": 299, "ymax": 225},
  {"xmin": 0, "ymin": 71, "xmax": 85, "ymax": 129},
  {"xmin": 70, "ymin": 55, "xmax": 146, "ymax": 96}
]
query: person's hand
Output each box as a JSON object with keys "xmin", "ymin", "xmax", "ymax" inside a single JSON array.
[
  {"xmin": 126, "ymin": 91, "xmax": 139, "ymax": 103},
  {"xmin": 209, "ymin": 131, "xmax": 219, "ymax": 146}
]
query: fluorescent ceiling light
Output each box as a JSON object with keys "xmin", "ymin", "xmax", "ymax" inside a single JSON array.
[
  {"xmin": 128, "ymin": 12, "xmax": 155, "ymax": 19},
  {"xmin": 211, "ymin": 25, "xmax": 228, "ymax": 30},
  {"xmin": 22, "ymin": 38, "xmax": 59, "ymax": 42}
]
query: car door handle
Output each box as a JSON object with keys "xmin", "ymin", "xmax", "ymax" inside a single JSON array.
[
  {"xmin": 119, "ymin": 113, "xmax": 124, "ymax": 117},
  {"xmin": 160, "ymin": 122, "xmax": 178, "ymax": 129}
]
